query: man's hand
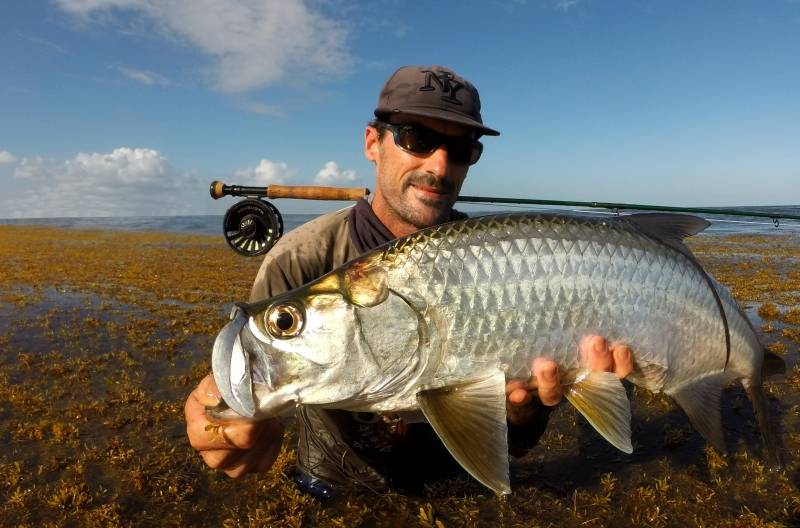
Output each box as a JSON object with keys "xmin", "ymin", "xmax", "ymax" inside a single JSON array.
[
  {"xmin": 185, "ymin": 374, "xmax": 285, "ymax": 478},
  {"xmin": 505, "ymin": 336, "xmax": 633, "ymax": 425}
]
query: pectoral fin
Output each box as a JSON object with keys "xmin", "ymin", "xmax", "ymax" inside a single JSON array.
[
  {"xmin": 416, "ymin": 370, "xmax": 510, "ymax": 495},
  {"xmin": 565, "ymin": 370, "xmax": 633, "ymax": 453}
]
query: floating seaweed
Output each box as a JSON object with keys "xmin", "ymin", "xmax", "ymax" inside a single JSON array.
[{"xmin": 0, "ymin": 225, "xmax": 798, "ymax": 527}]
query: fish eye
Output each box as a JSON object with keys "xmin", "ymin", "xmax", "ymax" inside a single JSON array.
[{"xmin": 266, "ymin": 303, "xmax": 303, "ymax": 338}]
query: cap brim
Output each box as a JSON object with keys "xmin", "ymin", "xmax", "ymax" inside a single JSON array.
[{"xmin": 375, "ymin": 106, "xmax": 500, "ymax": 136}]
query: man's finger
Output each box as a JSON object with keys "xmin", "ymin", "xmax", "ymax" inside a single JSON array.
[
  {"xmin": 221, "ymin": 432, "xmax": 285, "ymax": 478},
  {"xmin": 200, "ymin": 448, "xmax": 246, "ymax": 471},
  {"xmin": 505, "ymin": 380, "xmax": 527, "ymax": 396},
  {"xmin": 611, "ymin": 343, "xmax": 633, "ymax": 379},
  {"xmin": 185, "ymin": 387, "xmax": 267, "ymax": 451},
  {"xmin": 580, "ymin": 335, "xmax": 614, "ymax": 372},
  {"xmin": 194, "ymin": 374, "xmax": 222, "ymax": 407},
  {"xmin": 507, "ymin": 387, "xmax": 534, "ymax": 405},
  {"xmin": 186, "ymin": 415, "xmax": 260, "ymax": 451},
  {"xmin": 532, "ymin": 358, "xmax": 561, "ymax": 406}
]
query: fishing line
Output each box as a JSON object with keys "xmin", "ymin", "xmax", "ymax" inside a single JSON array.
[
  {"xmin": 710, "ymin": 218, "xmax": 800, "ymax": 228},
  {"xmin": 458, "ymin": 201, "xmax": 800, "ymax": 231}
]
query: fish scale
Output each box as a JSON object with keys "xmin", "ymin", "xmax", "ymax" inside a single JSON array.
[
  {"xmin": 211, "ymin": 211, "xmax": 781, "ymax": 495},
  {"xmin": 388, "ymin": 214, "xmax": 723, "ymax": 383}
]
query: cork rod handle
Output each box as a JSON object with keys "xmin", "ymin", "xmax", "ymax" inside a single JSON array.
[{"xmin": 266, "ymin": 185, "xmax": 369, "ymax": 201}]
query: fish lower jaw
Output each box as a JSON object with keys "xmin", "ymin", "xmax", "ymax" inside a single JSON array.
[{"xmin": 251, "ymin": 385, "xmax": 299, "ymax": 418}]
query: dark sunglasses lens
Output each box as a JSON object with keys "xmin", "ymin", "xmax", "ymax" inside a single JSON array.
[
  {"xmin": 449, "ymin": 140, "xmax": 483, "ymax": 165},
  {"xmin": 396, "ymin": 127, "xmax": 438, "ymax": 154}
]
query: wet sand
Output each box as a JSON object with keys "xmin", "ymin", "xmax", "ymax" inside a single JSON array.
[{"xmin": 0, "ymin": 225, "xmax": 798, "ymax": 527}]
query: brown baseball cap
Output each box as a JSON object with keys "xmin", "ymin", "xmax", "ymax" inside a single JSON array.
[{"xmin": 374, "ymin": 65, "xmax": 500, "ymax": 136}]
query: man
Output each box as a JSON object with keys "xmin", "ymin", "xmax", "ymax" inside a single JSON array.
[{"xmin": 185, "ymin": 65, "xmax": 632, "ymax": 496}]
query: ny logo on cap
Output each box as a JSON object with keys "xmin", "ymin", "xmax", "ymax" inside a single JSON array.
[{"xmin": 419, "ymin": 70, "xmax": 464, "ymax": 106}]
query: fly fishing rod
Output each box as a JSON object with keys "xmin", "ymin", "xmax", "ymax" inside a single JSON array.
[
  {"xmin": 456, "ymin": 196, "xmax": 800, "ymax": 225},
  {"xmin": 210, "ymin": 180, "xmax": 800, "ymax": 256}
]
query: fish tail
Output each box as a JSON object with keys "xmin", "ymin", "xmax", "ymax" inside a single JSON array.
[{"xmin": 745, "ymin": 383, "xmax": 784, "ymax": 469}]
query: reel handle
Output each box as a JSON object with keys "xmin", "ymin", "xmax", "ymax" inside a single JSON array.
[{"xmin": 210, "ymin": 181, "xmax": 369, "ymax": 201}]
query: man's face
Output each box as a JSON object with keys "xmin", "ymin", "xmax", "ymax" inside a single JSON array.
[{"xmin": 365, "ymin": 116, "xmax": 476, "ymax": 237}]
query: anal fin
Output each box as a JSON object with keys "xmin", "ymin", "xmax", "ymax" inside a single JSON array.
[
  {"xmin": 667, "ymin": 372, "xmax": 730, "ymax": 454},
  {"xmin": 417, "ymin": 370, "xmax": 510, "ymax": 495},
  {"xmin": 565, "ymin": 370, "xmax": 632, "ymax": 453}
]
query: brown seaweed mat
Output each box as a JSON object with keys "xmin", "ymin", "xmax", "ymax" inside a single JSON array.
[{"xmin": 1, "ymin": 224, "xmax": 799, "ymax": 527}]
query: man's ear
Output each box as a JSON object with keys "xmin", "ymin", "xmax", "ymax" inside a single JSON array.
[{"xmin": 364, "ymin": 126, "xmax": 380, "ymax": 164}]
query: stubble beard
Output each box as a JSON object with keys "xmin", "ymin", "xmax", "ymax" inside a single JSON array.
[{"xmin": 394, "ymin": 172, "xmax": 458, "ymax": 229}]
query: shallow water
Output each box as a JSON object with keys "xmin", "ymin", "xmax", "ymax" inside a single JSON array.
[{"xmin": 0, "ymin": 226, "xmax": 798, "ymax": 526}]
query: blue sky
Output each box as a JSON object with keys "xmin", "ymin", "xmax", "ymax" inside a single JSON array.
[{"xmin": 1, "ymin": 0, "xmax": 798, "ymax": 218}]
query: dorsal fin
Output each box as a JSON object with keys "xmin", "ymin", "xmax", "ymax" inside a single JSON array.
[{"xmin": 622, "ymin": 213, "xmax": 710, "ymax": 253}]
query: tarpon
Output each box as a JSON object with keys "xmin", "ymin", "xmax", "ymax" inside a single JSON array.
[{"xmin": 210, "ymin": 212, "xmax": 781, "ymax": 494}]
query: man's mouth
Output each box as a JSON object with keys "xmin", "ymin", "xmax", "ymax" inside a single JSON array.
[
  {"xmin": 404, "ymin": 173, "xmax": 455, "ymax": 202},
  {"xmin": 411, "ymin": 183, "xmax": 449, "ymax": 197}
]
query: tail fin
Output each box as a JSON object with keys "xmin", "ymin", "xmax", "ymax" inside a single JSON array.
[{"xmin": 746, "ymin": 385, "xmax": 784, "ymax": 468}]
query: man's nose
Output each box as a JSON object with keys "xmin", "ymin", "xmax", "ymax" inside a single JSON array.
[{"xmin": 420, "ymin": 145, "xmax": 452, "ymax": 176}]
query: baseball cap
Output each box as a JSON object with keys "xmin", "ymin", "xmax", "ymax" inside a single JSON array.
[{"xmin": 374, "ymin": 65, "xmax": 500, "ymax": 136}]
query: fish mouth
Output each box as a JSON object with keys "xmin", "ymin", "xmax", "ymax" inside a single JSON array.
[{"xmin": 212, "ymin": 305, "xmax": 258, "ymax": 418}]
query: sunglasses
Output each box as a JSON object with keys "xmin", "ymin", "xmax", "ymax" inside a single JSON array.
[{"xmin": 380, "ymin": 123, "xmax": 483, "ymax": 165}]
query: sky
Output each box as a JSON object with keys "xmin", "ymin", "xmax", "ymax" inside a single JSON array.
[{"xmin": 1, "ymin": 0, "xmax": 799, "ymax": 218}]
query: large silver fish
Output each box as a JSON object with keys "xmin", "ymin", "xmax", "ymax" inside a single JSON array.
[{"xmin": 211, "ymin": 212, "xmax": 781, "ymax": 494}]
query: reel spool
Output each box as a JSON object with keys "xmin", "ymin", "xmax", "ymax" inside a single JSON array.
[{"xmin": 222, "ymin": 198, "xmax": 284, "ymax": 257}]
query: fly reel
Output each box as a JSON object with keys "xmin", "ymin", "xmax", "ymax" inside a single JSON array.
[
  {"xmin": 210, "ymin": 180, "xmax": 370, "ymax": 257},
  {"xmin": 222, "ymin": 198, "xmax": 283, "ymax": 257}
]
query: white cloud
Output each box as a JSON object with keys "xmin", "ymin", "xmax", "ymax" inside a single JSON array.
[
  {"xmin": 118, "ymin": 66, "xmax": 170, "ymax": 86},
  {"xmin": 55, "ymin": 0, "xmax": 353, "ymax": 92},
  {"xmin": 234, "ymin": 159, "xmax": 295, "ymax": 186},
  {"xmin": 13, "ymin": 156, "xmax": 52, "ymax": 179},
  {"xmin": 16, "ymin": 32, "xmax": 70, "ymax": 55},
  {"xmin": 314, "ymin": 161, "xmax": 356, "ymax": 186},
  {"xmin": 556, "ymin": 0, "xmax": 580, "ymax": 11},
  {"xmin": 242, "ymin": 101, "xmax": 284, "ymax": 117},
  {"xmin": 5, "ymin": 147, "xmax": 195, "ymax": 217},
  {"xmin": 0, "ymin": 150, "xmax": 16, "ymax": 164}
]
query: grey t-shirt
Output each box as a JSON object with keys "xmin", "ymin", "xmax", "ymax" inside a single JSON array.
[{"xmin": 250, "ymin": 206, "xmax": 360, "ymax": 303}]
